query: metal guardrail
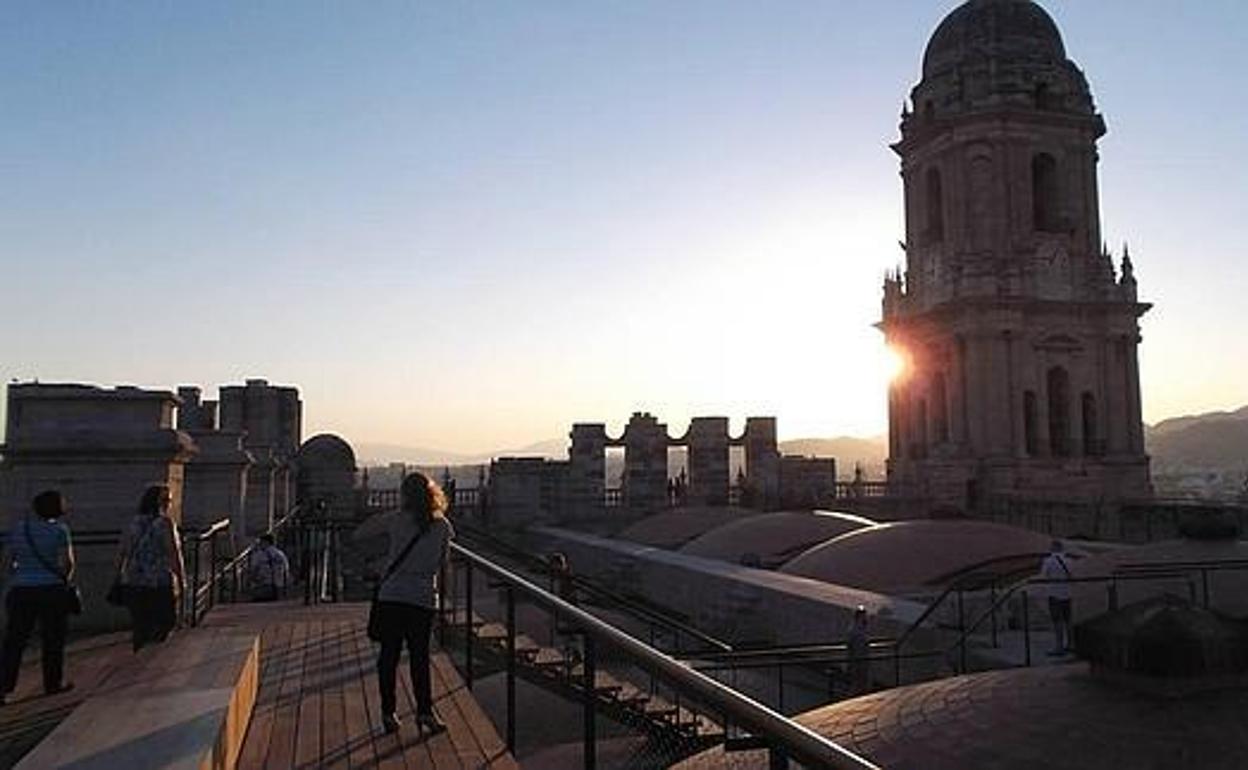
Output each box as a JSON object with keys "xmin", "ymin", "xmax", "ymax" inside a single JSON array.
[
  {"xmin": 455, "ymin": 523, "xmax": 733, "ymax": 655},
  {"xmin": 182, "ymin": 505, "xmax": 305, "ymax": 626},
  {"xmin": 932, "ymin": 556, "xmax": 1248, "ymax": 672},
  {"xmin": 442, "ymin": 541, "xmax": 881, "ymax": 770}
]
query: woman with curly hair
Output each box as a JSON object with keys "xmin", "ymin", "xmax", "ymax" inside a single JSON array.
[{"xmin": 371, "ymin": 472, "xmax": 454, "ymax": 735}]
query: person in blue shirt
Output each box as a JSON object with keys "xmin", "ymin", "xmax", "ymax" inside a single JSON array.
[{"xmin": 0, "ymin": 490, "xmax": 77, "ymax": 703}]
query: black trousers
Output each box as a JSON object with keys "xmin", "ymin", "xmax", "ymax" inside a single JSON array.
[
  {"xmin": 124, "ymin": 586, "xmax": 177, "ymax": 652},
  {"xmin": 0, "ymin": 586, "xmax": 70, "ymax": 694},
  {"xmin": 374, "ymin": 601, "xmax": 435, "ymax": 716}
]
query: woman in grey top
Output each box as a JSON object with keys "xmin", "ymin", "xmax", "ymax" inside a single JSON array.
[{"xmin": 373, "ymin": 472, "xmax": 454, "ymax": 734}]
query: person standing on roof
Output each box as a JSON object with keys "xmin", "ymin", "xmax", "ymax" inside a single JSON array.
[
  {"xmin": 371, "ymin": 472, "xmax": 454, "ymax": 736},
  {"xmin": 248, "ymin": 534, "xmax": 290, "ymax": 602},
  {"xmin": 0, "ymin": 490, "xmax": 78, "ymax": 703},
  {"xmin": 1039, "ymin": 540, "xmax": 1074, "ymax": 655}
]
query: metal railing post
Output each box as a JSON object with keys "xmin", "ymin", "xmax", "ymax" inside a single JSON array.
[
  {"xmin": 209, "ymin": 531, "xmax": 218, "ymax": 613},
  {"xmin": 989, "ymin": 582, "xmax": 998, "ymax": 648},
  {"xmin": 438, "ymin": 559, "xmax": 448, "ymax": 647},
  {"xmin": 1202, "ymin": 569, "xmax": 1210, "ymax": 608},
  {"xmin": 777, "ymin": 664, "xmax": 785, "ymax": 713},
  {"xmin": 769, "ymin": 746, "xmax": 789, "ymax": 770},
  {"xmin": 465, "ymin": 560, "xmax": 474, "ymax": 689},
  {"xmin": 303, "ymin": 524, "xmax": 313, "ymax": 606},
  {"xmin": 1022, "ymin": 591, "xmax": 1031, "ymax": 667},
  {"xmin": 957, "ymin": 588, "xmax": 967, "ymax": 673},
  {"xmin": 190, "ymin": 539, "xmax": 201, "ymax": 627},
  {"xmin": 506, "ymin": 586, "xmax": 517, "ymax": 752},
  {"xmin": 583, "ymin": 634, "xmax": 597, "ymax": 770}
]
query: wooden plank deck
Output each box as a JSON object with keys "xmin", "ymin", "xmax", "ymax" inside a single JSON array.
[
  {"xmin": 225, "ymin": 602, "xmax": 519, "ymax": 770},
  {"xmin": 0, "ymin": 632, "xmax": 134, "ymax": 769}
]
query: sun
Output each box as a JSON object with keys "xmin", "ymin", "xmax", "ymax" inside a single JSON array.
[{"xmin": 882, "ymin": 345, "xmax": 909, "ymax": 383}]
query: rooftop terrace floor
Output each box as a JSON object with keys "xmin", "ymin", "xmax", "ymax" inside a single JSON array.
[{"xmin": 0, "ymin": 601, "xmax": 519, "ymax": 770}]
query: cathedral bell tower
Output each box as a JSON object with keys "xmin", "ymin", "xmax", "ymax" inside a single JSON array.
[{"xmin": 881, "ymin": 0, "xmax": 1152, "ymax": 511}]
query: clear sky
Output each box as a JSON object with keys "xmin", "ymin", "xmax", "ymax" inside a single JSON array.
[{"xmin": 2, "ymin": 1, "xmax": 1246, "ymax": 454}]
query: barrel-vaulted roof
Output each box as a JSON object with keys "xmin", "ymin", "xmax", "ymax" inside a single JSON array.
[
  {"xmin": 780, "ymin": 519, "xmax": 1052, "ymax": 593},
  {"xmin": 679, "ymin": 510, "xmax": 875, "ymax": 568}
]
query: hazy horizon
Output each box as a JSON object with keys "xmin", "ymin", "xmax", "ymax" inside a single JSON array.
[{"xmin": 4, "ymin": 1, "xmax": 1247, "ymax": 454}]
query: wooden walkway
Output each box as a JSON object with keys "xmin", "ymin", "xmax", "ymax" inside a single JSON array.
[
  {"xmin": 222, "ymin": 602, "xmax": 519, "ymax": 770},
  {"xmin": 0, "ymin": 632, "xmax": 135, "ymax": 769},
  {"xmin": 0, "ymin": 602, "xmax": 518, "ymax": 770}
]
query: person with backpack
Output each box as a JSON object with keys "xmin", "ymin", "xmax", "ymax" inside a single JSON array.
[
  {"xmin": 1039, "ymin": 539, "xmax": 1074, "ymax": 655},
  {"xmin": 370, "ymin": 472, "xmax": 454, "ymax": 735},
  {"xmin": 0, "ymin": 490, "xmax": 78, "ymax": 703},
  {"xmin": 114, "ymin": 485, "xmax": 186, "ymax": 652},
  {"xmin": 248, "ymin": 533, "xmax": 290, "ymax": 602}
]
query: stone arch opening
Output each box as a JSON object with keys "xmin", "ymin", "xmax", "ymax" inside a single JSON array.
[
  {"xmin": 912, "ymin": 398, "xmax": 929, "ymax": 460},
  {"xmin": 1047, "ymin": 367, "xmax": 1071, "ymax": 457},
  {"xmin": 1033, "ymin": 152, "xmax": 1061, "ymax": 232},
  {"xmin": 1082, "ymin": 392, "xmax": 1101, "ymax": 456},
  {"xmin": 1023, "ymin": 390, "xmax": 1039, "ymax": 457},
  {"xmin": 931, "ymin": 372, "xmax": 949, "ymax": 444},
  {"xmin": 1034, "ymin": 82, "xmax": 1053, "ymax": 110},
  {"xmin": 926, "ymin": 167, "xmax": 944, "ymax": 243}
]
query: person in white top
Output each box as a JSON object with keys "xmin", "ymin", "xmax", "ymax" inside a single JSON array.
[{"xmin": 1039, "ymin": 540, "xmax": 1073, "ymax": 655}]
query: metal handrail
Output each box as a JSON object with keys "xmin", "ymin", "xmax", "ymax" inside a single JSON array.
[
  {"xmin": 457, "ymin": 523, "xmax": 733, "ymax": 653},
  {"xmin": 449, "ymin": 541, "xmax": 881, "ymax": 770},
  {"xmin": 939, "ymin": 559, "xmax": 1248, "ymax": 672}
]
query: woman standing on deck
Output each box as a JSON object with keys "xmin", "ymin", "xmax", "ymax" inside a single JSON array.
[
  {"xmin": 372, "ymin": 471, "xmax": 455, "ymax": 735},
  {"xmin": 0, "ymin": 490, "xmax": 78, "ymax": 703},
  {"xmin": 115, "ymin": 485, "xmax": 186, "ymax": 651}
]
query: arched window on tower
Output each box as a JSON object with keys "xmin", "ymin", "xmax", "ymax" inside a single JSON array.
[
  {"xmin": 1033, "ymin": 153, "xmax": 1061, "ymax": 233},
  {"xmin": 926, "ymin": 168, "xmax": 944, "ymax": 243},
  {"xmin": 932, "ymin": 372, "xmax": 949, "ymax": 444},
  {"xmin": 1023, "ymin": 390, "xmax": 1039, "ymax": 457},
  {"xmin": 1082, "ymin": 393, "xmax": 1102, "ymax": 456},
  {"xmin": 911, "ymin": 398, "xmax": 929, "ymax": 460},
  {"xmin": 1047, "ymin": 367, "xmax": 1071, "ymax": 457},
  {"xmin": 1034, "ymin": 83, "xmax": 1053, "ymax": 111}
]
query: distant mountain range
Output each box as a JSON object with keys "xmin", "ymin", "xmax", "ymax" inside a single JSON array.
[
  {"xmin": 1146, "ymin": 405, "xmax": 1248, "ymax": 472},
  {"xmin": 358, "ymin": 405, "xmax": 1248, "ymax": 479},
  {"xmin": 357, "ymin": 435, "xmax": 889, "ymax": 479},
  {"xmin": 355, "ymin": 438, "xmax": 566, "ymax": 467}
]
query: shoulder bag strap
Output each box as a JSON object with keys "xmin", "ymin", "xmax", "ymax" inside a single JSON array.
[
  {"xmin": 1054, "ymin": 554, "xmax": 1072, "ymax": 577},
  {"xmin": 378, "ymin": 528, "xmax": 425, "ymax": 587},
  {"xmin": 120, "ymin": 517, "xmax": 159, "ymax": 573},
  {"xmin": 23, "ymin": 519, "xmax": 69, "ymax": 585}
]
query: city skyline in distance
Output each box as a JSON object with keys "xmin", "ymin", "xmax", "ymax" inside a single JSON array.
[{"xmin": 3, "ymin": 1, "xmax": 1246, "ymax": 454}]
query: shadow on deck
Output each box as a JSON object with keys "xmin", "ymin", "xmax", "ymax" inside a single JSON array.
[{"xmin": 0, "ymin": 601, "xmax": 518, "ymax": 770}]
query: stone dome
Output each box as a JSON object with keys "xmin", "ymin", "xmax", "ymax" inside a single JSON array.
[
  {"xmin": 922, "ymin": 0, "xmax": 1066, "ymax": 79},
  {"xmin": 678, "ymin": 510, "xmax": 875, "ymax": 568},
  {"xmin": 779, "ymin": 519, "xmax": 1053, "ymax": 593},
  {"xmin": 296, "ymin": 433, "xmax": 357, "ymax": 470},
  {"xmin": 612, "ymin": 506, "xmax": 755, "ymax": 549},
  {"xmin": 675, "ymin": 663, "xmax": 1248, "ymax": 770},
  {"xmin": 905, "ymin": 0, "xmax": 1097, "ymax": 125}
]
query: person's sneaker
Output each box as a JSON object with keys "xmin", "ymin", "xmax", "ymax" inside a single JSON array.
[
  {"xmin": 45, "ymin": 682, "xmax": 75, "ymax": 696},
  {"xmin": 382, "ymin": 713, "xmax": 401, "ymax": 734},
  {"xmin": 417, "ymin": 711, "xmax": 447, "ymax": 735}
]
